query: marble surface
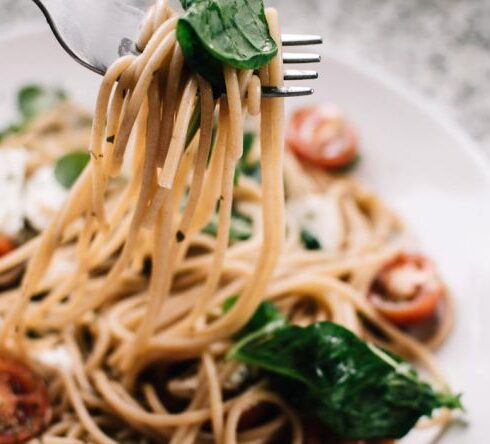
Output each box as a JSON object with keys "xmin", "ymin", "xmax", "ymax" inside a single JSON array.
[{"xmin": 1, "ymin": 0, "xmax": 489, "ymax": 155}]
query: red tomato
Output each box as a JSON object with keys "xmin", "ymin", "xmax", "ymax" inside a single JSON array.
[
  {"xmin": 0, "ymin": 235, "xmax": 15, "ymax": 258},
  {"xmin": 0, "ymin": 354, "xmax": 51, "ymax": 443},
  {"xmin": 368, "ymin": 253, "xmax": 443, "ymax": 326},
  {"xmin": 286, "ymin": 104, "xmax": 359, "ymax": 169}
]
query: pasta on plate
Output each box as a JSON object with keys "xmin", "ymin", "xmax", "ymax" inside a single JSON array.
[{"xmin": 0, "ymin": 0, "xmax": 462, "ymax": 443}]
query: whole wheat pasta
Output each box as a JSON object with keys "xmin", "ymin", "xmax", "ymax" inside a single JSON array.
[{"xmin": 0, "ymin": 3, "xmax": 457, "ymax": 443}]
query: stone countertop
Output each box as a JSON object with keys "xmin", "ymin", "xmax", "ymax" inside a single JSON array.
[{"xmin": 1, "ymin": 0, "xmax": 490, "ymax": 156}]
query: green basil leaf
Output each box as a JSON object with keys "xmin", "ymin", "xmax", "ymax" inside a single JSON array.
[
  {"xmin": 18, "ymin": 85, "xmax": 67, "ymax": 120},
  {"xmin": 243, "ymin": 132, "xmax": 255, "ymax": 158},
  {"xmin": 234, "ymin": 132, "xmax": 261, "ymax": 185},
  {"xmin": 1, "ymin": 84, "xmax": 66, "ymax": 141},
  {"xmin": 230, "ymin": 321, "xmax": 462, "ymax": 440},
  {"xmin": 203, "ymin": 205, "xmax": 253, "ymax": 242},
  {"xmin": 54, "ymin": 151, "xmax": 90, "ymax": 189},
  {"xmin": 224, "ymin": 296, "xmax": 286, "ymax": 340},
  {"xmin": 0, "ymin": 122, "xmax": 25, "ymax": 142},
  {"xmin": 177, "ymin": 0, "xmax": 278, "ymax": 90}
]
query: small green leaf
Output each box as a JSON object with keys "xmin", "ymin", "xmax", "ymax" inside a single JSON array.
[
  {"xmin": 243, "ymin": 132, "xmax": 255, "ymax": 158},
  {"xmin": 224, "ymin": 296, "xmax": 286, "ymax": 340},
  {"xmin": 54, "ymin": 151, "xmax": 90, "ymax": 189},
  {"xmin": 0, "ymin": 85, "xmax": 67, "ymax": 142},
  {"xmin": 18, "ymin": 85, "xmax": 67, "ymax": 120},
  {"xmin": 300, "ymin": 228, "xmax": 322, "ymax": 250},
  {"xmin": 234, "ymin": 132, "xmax": 261, "ymax": 185},
  {"xmin": 0, "ymin": 122, "xmax": 25, "ymax": 142},
  {"xmin": 223, "ymin": 295, "xmax": 238, "ymax": 314},
  {"xmin": 203, "ymin": 205, "xmax": 253, "ymax": 242}
]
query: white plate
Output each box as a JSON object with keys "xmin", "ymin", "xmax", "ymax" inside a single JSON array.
[{"xmin": 1, "ymin": 27, "xmax": 490, "ymax": 443}]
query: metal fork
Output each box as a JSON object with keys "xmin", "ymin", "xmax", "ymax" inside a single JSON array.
[{"xmin": 32, "ymin": 0, "xmax": 321, "ymax": 97}]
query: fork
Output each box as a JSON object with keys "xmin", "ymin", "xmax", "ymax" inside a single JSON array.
[{"xmin": 32, "ymin": 0, "xmax": 322, "ymax": 97}]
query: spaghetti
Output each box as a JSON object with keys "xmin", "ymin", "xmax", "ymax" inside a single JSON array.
[{"xmin": 0, "ymin": 2, "xmax": 456, "ymax": 443}]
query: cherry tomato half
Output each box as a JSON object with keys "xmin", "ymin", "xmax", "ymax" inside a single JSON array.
[
  {"xmin": 0, "ymin": 354, "xmax": 51, "ymax": 443},
  {"xmin": 0, "ymin": 235, "xmax": 15, "ymax": 258},
  {"xmin": 368, "ymin": 253, "xmax": 443, "ymax": 326},
  {"xmin": 286, "ymin": 104, "xmax": 359, "ymax": 169}
]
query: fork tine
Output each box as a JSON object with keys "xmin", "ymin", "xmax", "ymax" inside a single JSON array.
[
  {"xmin": 262, "ymin": 86, "xmax": 314, "ymax": 98},
  {"xmin": 282, "ymin": 52, "xmax": 321, "ymax": 64},
  {"xmin": 281, "ymin": 34, "xmax": 323, "ymax": 46},
  {"xmin": 284, "ymin": 69, "xmax": 319, "ymax": 81}
]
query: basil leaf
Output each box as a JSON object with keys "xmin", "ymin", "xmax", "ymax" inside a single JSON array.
[
  {"xmin": 203, "ymin": 205, "xmax": 253, "ymax": 242},
  {"xmin": 54, "ymin": 151, "xmax": 90, "ymax": 189},
  {"xmin": 0, "ymin": 85, "xmax": 66, "ymax": 141},
  {"xmin": 230, "ymin": 320, "xmax": 462, "ymax": 440},
  {"xmin": 300, "ymin": 228, "xmax": 322, "ymax": 250},
  {"xmin": 234, "ymin": 132, "xmax": 261, "ymax": 185},
  {"xmin": 224, "ymin": 296, "xmax": 286, "ymax": 340},
  {"xmin": 177, "ymin": 0, "xmax": 278, "ymax": 90},
  {"xmin": 18, "ymin": 85, "xmax": 66, "ymax": 120},
  {"xmin": 0, "ymin": 122, "xmax": 24, "ymax": 142}
]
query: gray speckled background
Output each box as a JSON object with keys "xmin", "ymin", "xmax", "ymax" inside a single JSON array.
[{"xmin": 1, "ymin": 0, "xmax": 489, "ymax": 156}]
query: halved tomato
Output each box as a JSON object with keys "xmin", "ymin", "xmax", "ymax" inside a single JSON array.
[
  {"xmin": 0, "ymin": 235, "xmax": 15, "ymax": 258},
  {"xmin": 368, "ymin": 253, "xmax": 443, "ymax": 326},
  {"xmin": 0, "ymin": 354, "xmax": 51, "ymax": 443},
  {"xmin": 286, "ymin": 104, "xmax": 359, "ymax": 169}
]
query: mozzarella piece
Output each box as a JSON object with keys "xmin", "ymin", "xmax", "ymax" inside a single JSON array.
[
  {"xmin": 287, "ymin": 192, "xmax": 343, "ymax": 254},
  {"xmin": 0, "ymin": 147, "xmax": 28, "ymax": 237},
  {"xmin": 384, "ymin": 264, "xmax": 435, "ymax": 299},
  {"xmin": 36, "ymin": 346, "xmax": 73, "ymax": 371},
  {"xmin": 25, "ymin": 165, "xmax": 68, "ymax": 231}
]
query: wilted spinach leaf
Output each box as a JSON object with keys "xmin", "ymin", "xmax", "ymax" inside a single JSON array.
[
  {"xmin": 230, "ymin": 319, "xmax": 462, "ymax": 440},
  {"xmin": 177, "ymin": 0, "xmax": 278, "ymax": 90},
  {"xmin": 224, "ymin": 296, "xmax": 286, "ymax": 340},
  {"xmin": 54, "ymin": 151, "xmax": 90, "ymax": 189},
  {"xmin": 18, "ymin": 85, "xmax": 66, "ymax": 120}
]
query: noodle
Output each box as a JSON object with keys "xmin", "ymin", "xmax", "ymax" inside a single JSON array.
[{"xmin": 0, "ymin": 2, "xmax": 457, "ymax": 443}]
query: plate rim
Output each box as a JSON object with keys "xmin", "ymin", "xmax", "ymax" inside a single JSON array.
[{"xmin": 322, "ymin": 46, "xmax": 490, "ymax": 187}]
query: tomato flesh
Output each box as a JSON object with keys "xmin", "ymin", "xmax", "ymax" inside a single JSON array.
[
  {"xmin": 369, "ymin": 253, "xmax": 443, "ymax": 326},
  {"xmin": 287, "ymin": 105, "xmax": 359, "ymax": 169},
  {"xmin": 0, "ymin": 235, "xmax": 15, "ymax": 258},
  {"xmin": 0, "ymin": 354, "xmax": 51, "ymax": 443}
]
